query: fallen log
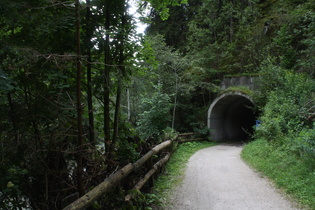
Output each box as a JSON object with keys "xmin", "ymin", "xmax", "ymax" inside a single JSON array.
[
  {"xmin": 125, "ymin": 154, "xmax": 171, "ymax": 202},
  {"xmin": 63, "ymin": 163, "xmax": 133, "ymax": 210}
]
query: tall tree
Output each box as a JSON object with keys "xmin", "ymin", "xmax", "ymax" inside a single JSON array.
[
  {"xmin": 85, "ymin": 0, "xmax": 95, "ymax": 145},
  {"xmin": 112, "ymin": 1, "xmax": 127, "ymax": 159},
  {"xmin": 103, "ymin": 0, "xmax": 112, "ymax": 157},
  {"xmin": 146, "ymin": 0, "xmax": 202, "ymax": 54},
  {"xmin": 75, "ymin": 0, "xmax": 84, "ymax": 197}
]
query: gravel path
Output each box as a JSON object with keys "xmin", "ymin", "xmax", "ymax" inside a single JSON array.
[{"xmin": 168, "ymin": 144, "xmax": 301, "ymax": 210}]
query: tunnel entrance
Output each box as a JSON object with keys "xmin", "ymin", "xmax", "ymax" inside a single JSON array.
[{"xmin": 207, "ymin": 92, "xmax": 257, "ymax": 142}]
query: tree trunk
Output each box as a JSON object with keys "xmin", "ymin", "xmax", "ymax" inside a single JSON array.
[
  {"xmin": 126, "ymin": 87, "xmax": 131, "ymax": 121},
  {"xmin": 85, "ymin": 0, "xmax": 95, "ymax": 146},
  {"xmin": 172, "ymin": 73, "xmax": 178, "ymax": 129},
  {"xmin": 104, "ymin": 1, "xmax": 111, "ymax": 157},
  {"xmin": 229, "ymin": 0, "xmax": 235, "ymax": 43},
  {"xmin": 7, "ymin": 92, "xmax": 19, "ymax": 144},
  {"xmin": 111, "ymin": 77, "xmax": 121, "ymax": 159},
  {"xmin": 111, "ymin": 2, "xmax": 126, "ymax": 159},
  {"xmin": 75, "ymin": 0, "xmax": 84, "ymax": 197}
]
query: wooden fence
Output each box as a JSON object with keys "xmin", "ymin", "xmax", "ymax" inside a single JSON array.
[{"xmin": 63, "ymin": 133, "xmax": 203, "ymax": 210}]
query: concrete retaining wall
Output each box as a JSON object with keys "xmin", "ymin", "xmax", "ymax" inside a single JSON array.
[{"xmin": 220, "ymin": 76, "xmax": 259, "ymax": 90}]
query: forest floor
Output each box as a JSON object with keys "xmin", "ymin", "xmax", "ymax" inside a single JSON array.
[{"xmin": 167, "ymin": 143, "xmax": 303, "ymax": 210}]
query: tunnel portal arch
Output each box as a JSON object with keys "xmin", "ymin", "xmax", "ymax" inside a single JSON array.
[{"xmin": 208, "ymin": 92, "xmax": 256, "ymax": 141}]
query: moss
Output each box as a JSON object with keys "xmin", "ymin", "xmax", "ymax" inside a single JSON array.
[{"xmin": 220, "ymin": 86, "xmax": 253, "ymax": 96}]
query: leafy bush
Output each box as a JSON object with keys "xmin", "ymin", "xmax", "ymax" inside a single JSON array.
[
  {"xmin": 296, "ymin": 125, "xmax": 315, "ymax": 168},
  {"xmin": 0, "ymin": 165, "xmax": 30, "ymax": 209},
  {"xmin": 116, "ymin": 139, "xmax": 140, "ymax": 163},
  {"xmin": 255, "ymin": 66, "xmax": 315, "ymax": 143},
  {"xmin": 160, "ymin": 127, "xmax": 178, "ymax": 141},
  {"xmin": 137, "ymin": 85, "xmax": 172, "ymax": 141}
]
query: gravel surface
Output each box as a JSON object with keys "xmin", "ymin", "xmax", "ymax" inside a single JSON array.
[{"xmin": 168, "ymin": 144, "xmax": 301, "ymax": 210}]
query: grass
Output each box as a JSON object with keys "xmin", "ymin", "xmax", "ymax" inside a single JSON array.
[
  {"xmin": 242, "ymin": 139, "xmax": 315, "ymax": 210},
  {"xmin": 148, "ymin": 141, "xmax": 216, "ymax": 208}
]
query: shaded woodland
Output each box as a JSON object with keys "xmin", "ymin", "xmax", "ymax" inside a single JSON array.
[{"xmin": 1, "ymin": 0, "xmax": 315, "ymax": 209}]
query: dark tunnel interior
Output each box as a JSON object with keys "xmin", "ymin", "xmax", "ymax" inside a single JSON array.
[{"xmin": 208, "ymin": 94, "xmax": 257, "ymax": 142}]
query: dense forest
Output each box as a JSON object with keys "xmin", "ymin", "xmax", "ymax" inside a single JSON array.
[{"xmin": 1, "ymin": 0, "xmax": 314, "ymax": 209}]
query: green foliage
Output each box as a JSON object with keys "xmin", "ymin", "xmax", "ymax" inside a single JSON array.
[
  {"xmin": 220, "ymin": 86, "xmax": 253, "ymax": 96},
  {"xmin": 116, "ymin": 139, "xmax": 140, "ymax": 163},
  {"xmin": 146, "ymin": 1, "xmax": 202, "ymax": 53},
  {"xmin": 149, "ymin": 141, "xmax": 216, "ymax": 207},
  {"xmin": 160, "ymin": 127, "xmax": 178, "ymax": 141},
  {"xmin": 255, "ymin": 67, "xmax": 315, "ymax": 142},
  {"xmin": 186, "ymin": 0, "xmax": 261, "ymax": 76},
  {"xmin": 1, "ymin": 0, "xmax": 315, "ymax": 208},
  {"xmin": 244, "ymin": 57, "xmax": 315, "ymax": 209},
  {"xmin": 0, "ymin": 166, "xmax": 30, "ymax": 209},
  {"xmin": 242, "ymin": 139, "xmax": 315, "ymax": 209},
  {"xmin": 142, "ymin": 0, "xmax": 188, "ymax": 20},
  {"xmin": 261, "ymin": 0, "xmax": 315, "ymax": 74},
  {"xmin": 137, "ymin": 84, "xmax": 172, "ymax": 140},
  {"xmin": 254, "ymin": 60, "xmax": 286, "ymax": 107},
  {"xmin": 126, "ymin": 190, "xmax": 157, "ymax": 210},
  {"xmin": 296, "ymin": 125, "xmax": 315, "ymax": 167},
  {"xmin": 273, "ymin": 25, "xmax": 297, "ymax": 69}
]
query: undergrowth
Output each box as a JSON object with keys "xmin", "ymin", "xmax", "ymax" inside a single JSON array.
[
  {"xmin": 147, "ymin": 141, "xmax": 216, "ymax": 208},
  {"xmin": 242, "ymin": 139, "xmax": 315, "ymax": 209}
]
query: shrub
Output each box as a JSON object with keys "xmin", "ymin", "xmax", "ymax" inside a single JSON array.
[
  {"xmin": 296, "ymin": 125, "xmax": 315, "ymax": 168},
  {"xmin": 255, "ymin": 66, "xmax": 315, "ymax": 144},
  {"xmin": 136, "ymin": 85, "xmax": 172, "ymax": 141}
]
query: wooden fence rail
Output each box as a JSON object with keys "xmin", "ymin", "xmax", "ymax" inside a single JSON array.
[{"xmin": 63, "ymin": 134, "xmax": 203, "ymax": 210}]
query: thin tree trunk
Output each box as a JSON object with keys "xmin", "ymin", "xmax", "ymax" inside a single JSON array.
[
  {"xmin": 111, "ymin": 2, "xmax": 126, "ymax": 158},
  {"xmin": 229, "ymin": 0, "xmax": 234, "ymax": 43},
  {"xmin": 230, "ymin": 16, "xmax": 234, "ymax": 42},
  {"xmin": 85, "ymin": 0, "xmax": 95, "ymax": 145},
  {"xmin": 7, "ymin": 92, "xmax": 19, "ymax": 144},
  {"xmin": 104, "ymin": 1, "xmax": 111, "ymax": 157},
  {"xmin": 75, "ymin": 0, "xmax": 84, "ymax": 197},
  {"xmin": 111, "ymin": 76, "xmax": 122, "ymax": 158},
  {"xmin": 172, "ymin": 74, "xmax": 178, "ymax": 129},
  {"xmin": 126, "ymin": 87, "xmax": 131, "ymax": 121}
]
